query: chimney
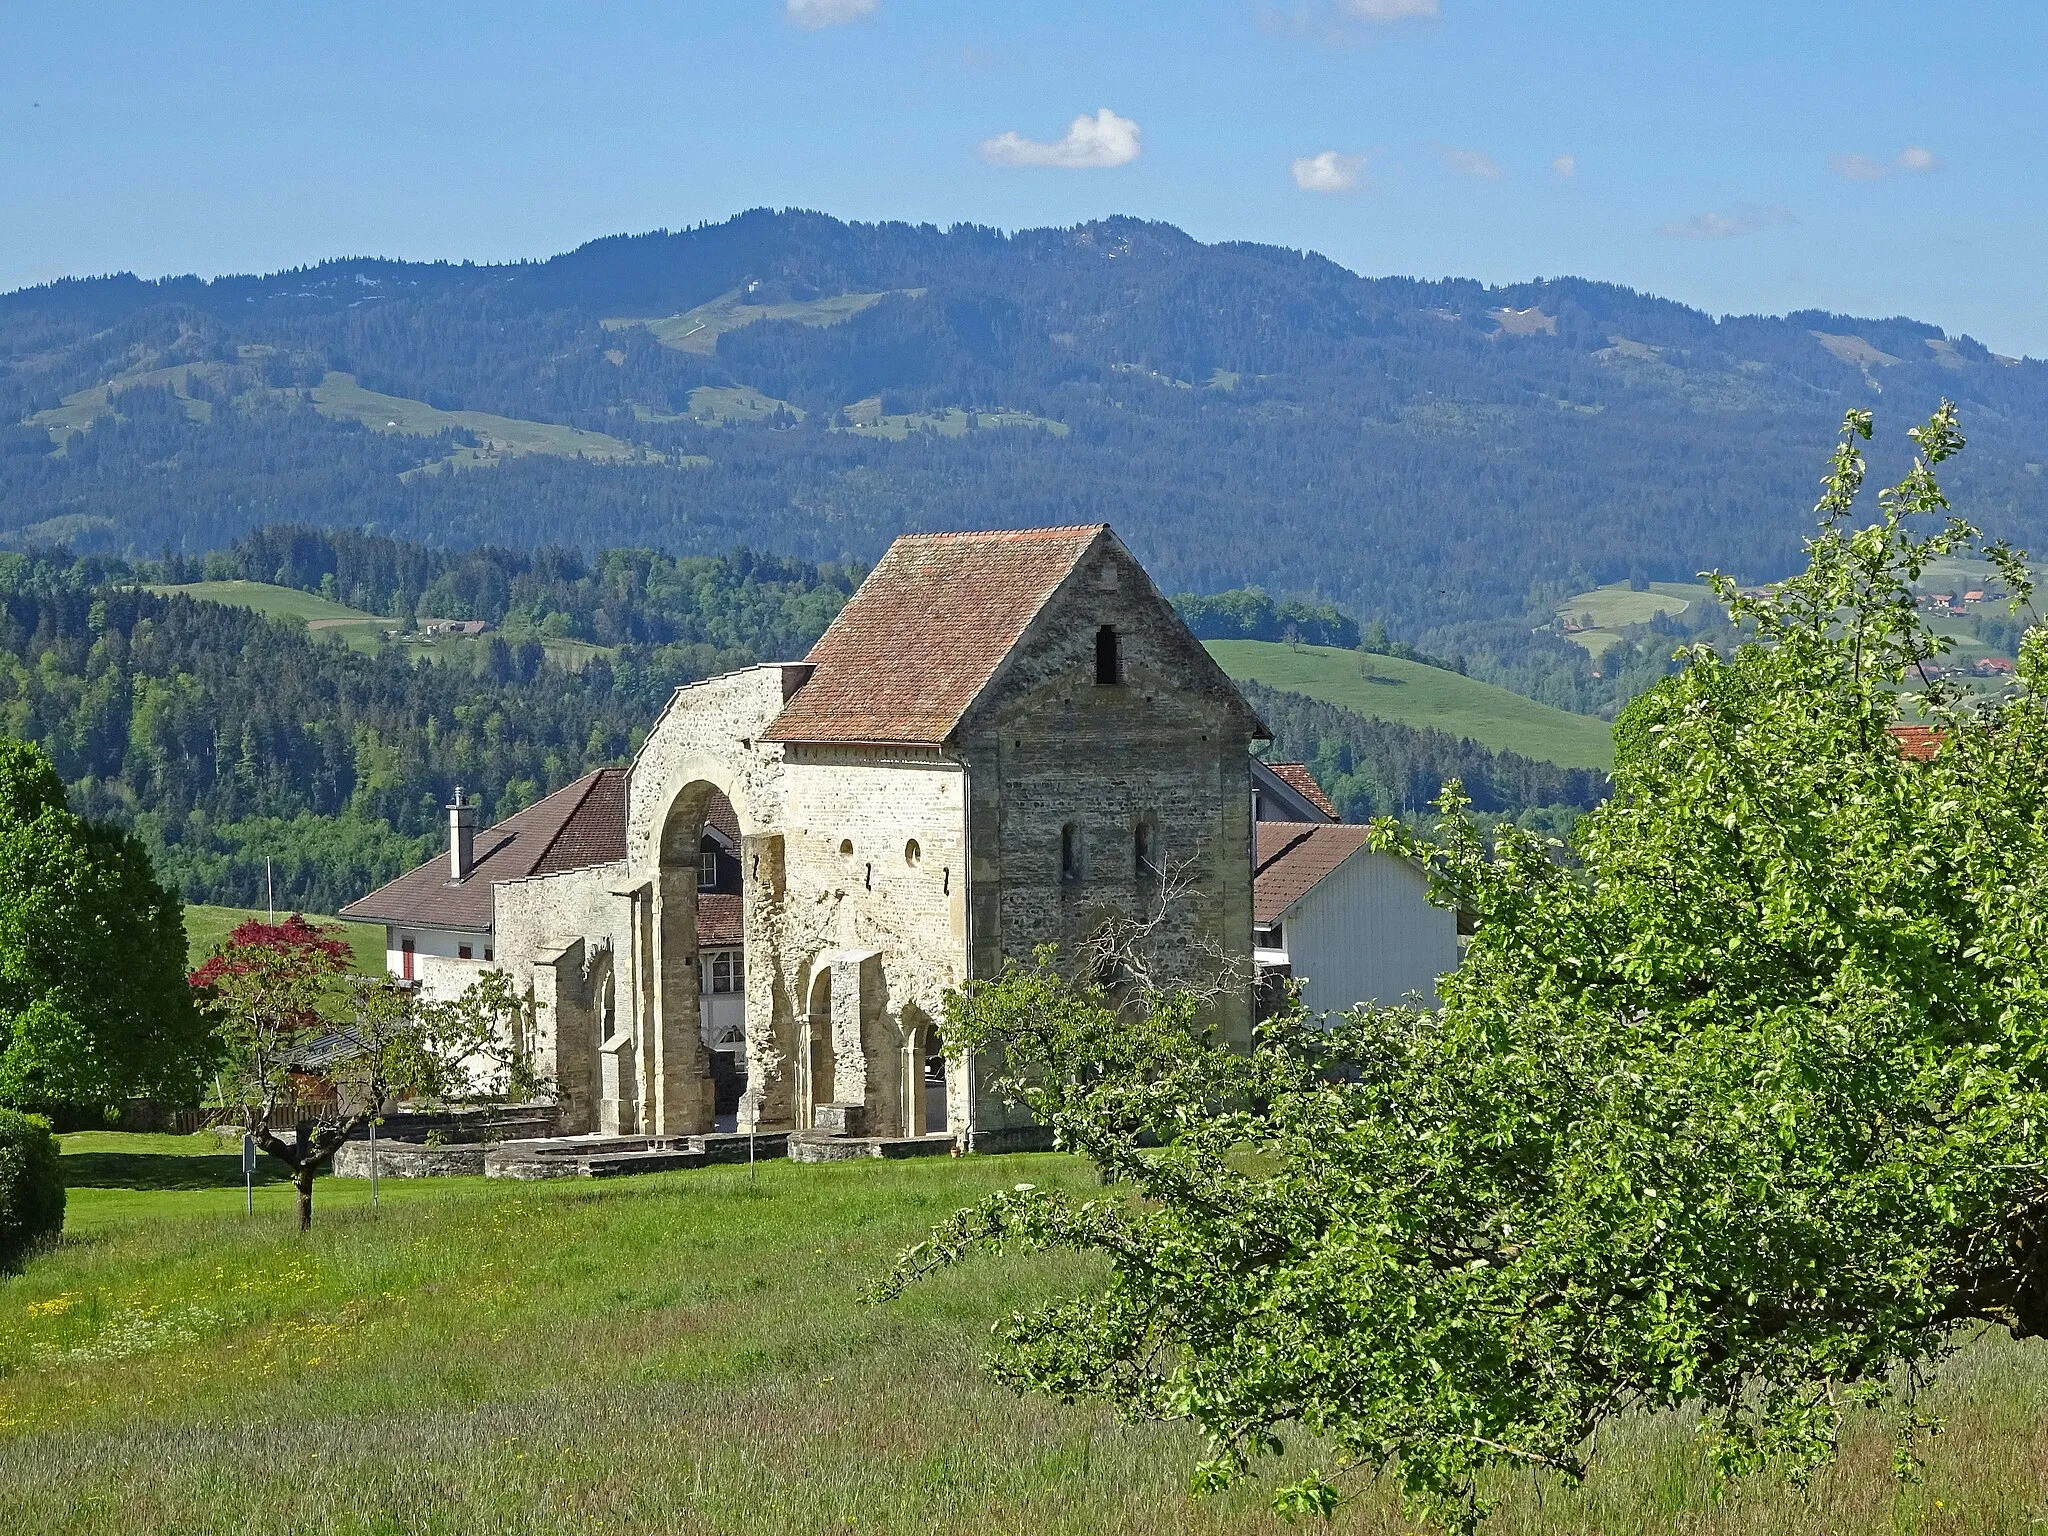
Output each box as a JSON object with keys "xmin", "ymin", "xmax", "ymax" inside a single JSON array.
[{"xmin": 449, "ymin": 786, "xmax": 477, "ymax": 882}]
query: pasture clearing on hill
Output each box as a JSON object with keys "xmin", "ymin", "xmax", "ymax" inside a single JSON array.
[
  {"xmin": 146, "ymin": 579, "xmax": 382, "ymax": 630},
  {"xmin": 1208, "ymin": 639, "xmax": 1614, "ymax": 771},
  {"xmin": 840, "ymin": 397, "xmax": 1069, "ymax": 440},
  {"xmin": 1555, "ymin": 580, "xmax": 1715, "ymax": 658},
  {"xmin": 310, "ymin": 372, "xmax": 643, "ymax": 467},
  {"xmin": 604, "ymin": 286, "xmax": 918, "ymax": 354},
  {"xmin": 4, "ymin": 1137, "xmax": 2045, "ymax": 1533},
  {"xmin": 183, "ymin": 904, "xmax": 383, "ymax": 974}
]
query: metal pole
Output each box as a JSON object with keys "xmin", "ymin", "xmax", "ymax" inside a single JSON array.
[
  {"xmin": 242, "ymin": 1132, "xmax": 255, "ymax": 1216},
  {"xmin": 369, "ymin": 1114, "xmax": 380, "ymax": 1210},
  {"xmin": 266, "ymin": 858, "xmax": 274, "ymax": 923}
]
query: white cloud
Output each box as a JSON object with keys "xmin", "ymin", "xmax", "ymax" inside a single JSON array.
[
  {"xmin": 786, "ymin": 0, "xmax": 875, "ymax": 28},
  {"xmin": 1829, "ymin": 152, "xmax": 1888, "ymax": 181},
  {"xmin": 1551, "ymin": 153, "xmax": 1576, "ymax": 178},
  {"xmin": 981, "ymin": 109, "xmax": 1141, "ymax": 169},
  {"xmin": 1441, "ymin": 147, "xmax": 1503, "ymax": 182},
  {"xmin": 1897, "ymin": 145, "xmax": 1940, "ymax": 173},
  {"xmin": 1292, "ymin": 150, "xmax": 1368, "ymax": 194},
  {"xmin": 1342, "ymin": 0, "xmax": 1438, "ymax": 18},
  {"xmin": 1659, "ymin": 204, "xmax": 1797, "ymax": 240}
]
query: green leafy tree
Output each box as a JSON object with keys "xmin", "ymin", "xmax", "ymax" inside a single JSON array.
[
  {"xmin": 881, "ymin": 404, "xmax": 2048, "ymax": 1530},
  {"xmin": 0, "ymin": 1107, "xmax": 63, "ymax": 1271},
  {"xmin": 193, "ymin": 916, "xmax": 419, "ymax": 1231},
  {"xmin": 0, "ymin": 740, "xmax": 208, "ymax": 1108}
]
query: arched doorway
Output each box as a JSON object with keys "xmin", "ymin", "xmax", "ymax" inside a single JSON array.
[
  {"xmin": 797, "ymin": 966, "xmax": 836, "ymax": 1129},
  {"xmin": 651, "ymin": 780, "xmax": 740, "ymax": 1136}
]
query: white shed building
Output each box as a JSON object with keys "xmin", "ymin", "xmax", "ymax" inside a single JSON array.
[{"xmin": 1253, "ymin": 821, "xmax": 1459, "ymax": 1014}]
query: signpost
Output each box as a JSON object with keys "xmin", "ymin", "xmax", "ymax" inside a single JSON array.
[{"xmin": 240, "ymin": 1132, "xmax": 256, "ymax": 1216}]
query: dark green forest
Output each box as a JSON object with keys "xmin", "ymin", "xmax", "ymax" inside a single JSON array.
[
  {"xmin": 7, "ymin": 210, "xmax": 2044, "ymax": 669},
  {"xmin": 0, "ymin": 544, "xmax": 850, "ymax": 911}
]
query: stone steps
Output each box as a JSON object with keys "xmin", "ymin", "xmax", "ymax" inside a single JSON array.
[{"xmin": 788, "ymin": 1132, "xmax": 956, "ymax": 1164}]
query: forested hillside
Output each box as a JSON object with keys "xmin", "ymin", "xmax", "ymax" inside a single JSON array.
[
  {"xmin": 7, "ymin": 209, "xmax": 2044, "ymax": 655},
  {"xmin": 0, "ymin": 545, "xmax": 849, "ymax": 911},
  {"xmin": 0, "ymin": 528, "xmax": 1610, "ymax": 912}
]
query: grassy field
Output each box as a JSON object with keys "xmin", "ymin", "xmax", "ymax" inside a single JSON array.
[
  {"xmin": 4, "ymin": 1136, "xmax": 2047, "ymax": 1534},
  {"xmin": 312, "ymin": 372, "xmax": 641, "ymax": 465},
  {"xmin": 605, "ymin": 287, "xmax": 915, "ymax": 355},
  {"xmin": 1208, "ymin": 640, "xmax": 1614, "ymax": 771},
  {"xmin": 840, "ymin": 397, "xmax": 1069, "ymax": 440},
  {"xmin": 1556, "ymin": 581, "xmax": 1715, "ymax": 659},
  {"xmin": 146, "ymin": 580, "xmax": 383, "ymax": 630},
  {"xmin": 184, "ymin": 903, "xmax": 383, "ymax": 974}
]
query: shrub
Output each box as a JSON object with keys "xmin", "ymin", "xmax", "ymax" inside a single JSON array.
[{"xmin": 0, "ymin": 1109, "xmax": 64, "ymax": 1270}]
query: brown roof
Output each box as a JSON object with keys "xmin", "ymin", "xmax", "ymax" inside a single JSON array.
[
  {"xmin": 1886, "ymin": 725, "xmax": 1943, "ymax": 762},
  {"xmin": 764, "ymin": 525, "xmax": 1106, "ymax": 745},
  {"xmin": 1267, "ymin": 761, "xmax": 1338, "ymax": 820},
  {"xmin": 1253, "ymin": 821, "xmax": 1376, "ymax": 926},
  {"xmin": 340, "ymin": 770, "xmax": 630, "ymax": 931},
  {"xmin": 697, "ymin": 892, "xmax": 743, "ymax": 947}
]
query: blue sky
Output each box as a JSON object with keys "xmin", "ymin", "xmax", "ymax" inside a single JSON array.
[{"xmin": 5, "ymin": 1, "xmax": 2042, "ymax": 353}]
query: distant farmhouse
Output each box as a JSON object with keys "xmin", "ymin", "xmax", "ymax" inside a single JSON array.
[{"xmin": 345, "ymin": 526, "xmax": 1269, "ymax": 1152}]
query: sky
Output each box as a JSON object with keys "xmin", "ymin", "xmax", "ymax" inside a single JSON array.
[{"xmin": 4, "ymin": 0, "xmax": 2043, "ymax": 354}]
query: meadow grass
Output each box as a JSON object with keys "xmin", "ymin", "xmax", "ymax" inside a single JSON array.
[
  {"xmin": 144, "ymin": 579, "xmax": 383, "ymax": 629},
  {"xmin": 3, "ymin": 1137, "xmax": 2044, "ymax": 1533},
  {"xmin": 1556, "ymin": 581, "xmax": 1714, "ymax": 659},
  {"xmin": 312, "ymin": 372, "xmax": 640, "ymax": 464},
  {"xmin": 606, "ymin": 289, "xmax": 914, "ymax": 355},
  {"xmin": 184, "ymin": 903, "xmax": 383, "ymax": 974},
  {"xmin": 1207, "ymin": 640, "xmax": 1614, "ymax": 771}
]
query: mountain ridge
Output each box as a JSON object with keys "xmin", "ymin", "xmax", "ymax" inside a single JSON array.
[{"xmin": 5, "ymin": 208, "xmax": 2044, "ymax": 636}]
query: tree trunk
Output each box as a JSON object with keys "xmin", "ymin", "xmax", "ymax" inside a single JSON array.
[{"xmin": 295, "ymin": 1164, "xmax": 315, "ymax": 1231}]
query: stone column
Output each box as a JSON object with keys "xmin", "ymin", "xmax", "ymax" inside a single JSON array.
[{"xmin": 652, "ymin": 866, "xmax": 715, "ymax": 1135}]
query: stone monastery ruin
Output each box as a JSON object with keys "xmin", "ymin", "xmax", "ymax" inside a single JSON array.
[{"xmin": 343, "ymin": 525, "xmax": 1266, "ymax": 1158}]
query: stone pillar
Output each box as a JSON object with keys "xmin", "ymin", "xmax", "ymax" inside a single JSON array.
[
  {"xmin": 528, "ymin": 941, "xmax": 585, "ymax": 1129},
  {"xmin": 740, "ymin": 832, "xmax": 793, "ymax": 1130},
  {"xmin": 598, "ymin": 1032, "xmax": 638, "ymax": 1135}
]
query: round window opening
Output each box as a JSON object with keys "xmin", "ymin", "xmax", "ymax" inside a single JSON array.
[
  {"xmin": 839, "ymin": 838, "xmax": 855, "ymax": 857},
  {"xmin": 904, "ymin": 839, "xmax": 922, "ymax": 867}
]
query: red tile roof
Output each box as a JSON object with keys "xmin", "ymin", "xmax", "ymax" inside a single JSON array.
[
  {"xmin": 1266, "ymin": 761, "xmax": 1338, "ymax": 820},
  {"xmin": 697, "ymin": 892, "xmax": 743, "ymax": 947},
  {"xmin": 764, "ymin": 525, "xmax": 1107, "ymax": 745},
  {"xmin": 1886, "ymin": 725, "xmax": 1943, "ymax": 762},
  {"xmin": 1253, "ymin": 820, "xmax": 1376, "ymax": 926}
]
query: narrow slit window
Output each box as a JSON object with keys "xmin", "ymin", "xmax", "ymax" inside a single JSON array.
[
  {"xmin": 1095, "ymin": 625, "xmax": 1120, "ymax": 685},
  {"xmin": 699, "ymin": 846, "xmax": 718, "ymax": 890},
  {"xmin": 1060, "ymin": 823, "xmax": 1080, "ymax": 882},
  {"xmin": 1135, "ymin": 820, "xmax": 1157, "ymax": 879}
]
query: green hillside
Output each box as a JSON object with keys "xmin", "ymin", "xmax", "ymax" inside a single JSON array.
[
  {"xmin": 1557, "ymin": 581, "xmax": 1716, "ymax": 659},
  {"xmin": 146, "ymin": 579, "xmax": 381, "ymax": 628},
  {"xmin": 1208, "ymin": 640, "xmax": 1614, "ymax": 771},
  {"xmin": 183, "ymin": 903, "xmax": 383, "ymax": 974}
]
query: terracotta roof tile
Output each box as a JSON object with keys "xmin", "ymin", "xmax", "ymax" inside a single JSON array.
[
  {"xmin": 764, "ymin": 525, "xmax": 1106, "ymax": 745},
  {"xmin": 1886, "ymin": 725, "xmax": 1944, "ymax": 762},
  {"xmin": 1267, "ymin": 761, "xmax": 1339, "ymax": 820},
  {"xmin": 697, "ymin": 892, "xmax": 744, "ymax": 947},
  {"xmin": 341, "ymin": 769, "xmax": 629, "ymax": 931},
  {"xmin": 1253, "ymin": 821, "xmax": 1375, "ymax": 926}
]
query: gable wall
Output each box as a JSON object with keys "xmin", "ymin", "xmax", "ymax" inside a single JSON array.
[{"xmin": 959, "ymin": 535, "xmax": 1259, "ymax": 1074}]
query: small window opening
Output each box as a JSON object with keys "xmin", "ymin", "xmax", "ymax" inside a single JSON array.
[
  {"xmin": 839, "ymin": 838, "xmax": 854, "ymax": 857},
  {"xmin": 1060, "ymin": 822, "xmax": 1080, "ymax": 882},
  {"xmin": 904, "ymin": 839, "xmax": 921, "ymax": 867},
  {"xmin": 1095, "ymin": 625, "xmax": 1121, "ymax": 685},
  {"xmin": 711, "ymin": 952, "xmax": 734, "ymax": 994},
  {"xmin": 864, "ymin": 862, "xmax": 873, "ymax": 890},
  {"xmin": 484, "ymin": 947, "xmax": 493, "ymax": 962},
  {"xmin": 699, "ymin": 847, "xmax": 718, "ymax": 890},
  {"xmin": 458, "ymin": 943, "xmax": 473, "ymax": 961},
  {"xmin": 1135, "ymin": 820, "xmax": 1158, "ymax": 879}
]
